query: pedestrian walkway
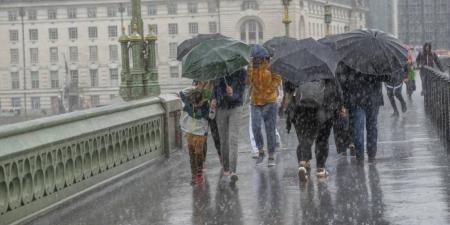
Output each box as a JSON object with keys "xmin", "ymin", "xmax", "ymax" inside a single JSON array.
[{"xmin": 28, "ymin": 84, "xmax": 449, "ymax": 225}]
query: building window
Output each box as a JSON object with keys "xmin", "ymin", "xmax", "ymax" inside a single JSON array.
[
  {"xmin": 169, "ymin": 42, "xmax": 178, "ymax": 59},
  {"xmin": 50, "ymin": 47, "xmax": 58, "ymax": 63},
  {"xmin": 31, "ymin": 97, "xmax": 41, "ymax": 111},
  {"xmin": 89, "ymin": 46, "xmax": 98, "ymax": 62},
  {"xmin": 88, "ymin": 27, "xmax": 98, "ymax": 39},
  {"xmin": 30, "ymin": 48, "xmax": 39, "ymax": 64},
  {"xmin": 67, "ymin": 8, "xmax": 77, "ymax": 19},
  {"xmin": 109, "ymin": 45, "xmax": 119, "ymax": 61},
  {"xmin": 208, "ymin": 1, "xmax": 217, "ymax": 13},
  {"xmin": 68, "ymin": 27, "xmax": 78, "ymax": 39},
  {"xmin": 149, "ymin": 24, "xmax": 158, "ymax": 35},
  {"xmin": 189, "ymin": 23, "xmax": 199, "ymax": 34},
  {"xmin": 9, "ymin": 30, "xmax": 19, "ymax": 42},
  {"xmin": 48, "ymin": 9, "xmax": 57, "ymax": 19},
  {"xmin": 11, "ymin": 97, "xmax": 21, "ymax": 108},
  {"xmin": 108, "ymin": 26, "xmax": 118, "ymax": 37},
  {"xmin": 10, "ymin": 49, "xmax": 19, "ymax": 64},
  {"xmin": 49, "ymin": 28, "xmax": 58, "ymax": 40},
  {"xmin": 209, "ymin": 22, "xmax": 217, "ymax": 33},
  {"xmin": 11, "ymin": 72, "xmax": 20, "ymax": 89},
  {"xmin": 168, "ymin": 3, "xmax": 177, "ymax": 15},
  {"xmin": 110, "ymin": 69, "xmax": 119, "ymax": 86},
  {"xmin": 148, "ymin": 4, "xmax": 157, "ymax": 15},
  {"xmin": 91, "ymin": 95, "xmax": 100, "ymax": 107},
  {"xmin": 69, "ymin": 47, "xmax": 78, "ymax": 62},
  {"xmin": 50, "ymin": 70, "xmax": 59, "ymax": 88},
  {"xmin": 107, "ymin": 7, "xmax": 117, "ymax": 17},
  {"xmin": 87, "ymin": 7, "xmax": 97, "ymax": 18},
  {"xmin": 28, "ymin": 9, "xmax": 37, "ymax": 20},
  {"xmin": 188, "ymin": 2, "xmax": 198, "ymax": 14},
  {"xmin": 8, "ymin": 11, "xmax": 18, "ymax": 21},
  {"xmin": 170, "ymin": 66, "xmax": 179, "ymax": 78},
  {"xmin": 242, "ymin": 1, "xmax": 259, "ymax": 10},
  {"xmin": 31, "ymin": 71, "xmax": 39, "ymax": 89},
  {"xmin": 168, "ymin": 23, "xmax": 178, "ymax": 35},
  {"xmin": 29, "ymin": 29, "xmax": 39, "ymax": 41},
  {"xmin": 70, "ymin": 70, "xmax": 79, "ymax": 86},
  {"xmin": 240, "ymin": 20, "xmax": 263, "ymax": 44},
  {"xmin": 90, "ymin": 69, "xmax": 99, "ymax": 87}
]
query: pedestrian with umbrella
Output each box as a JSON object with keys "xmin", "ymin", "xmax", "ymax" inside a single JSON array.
[
  {"xmin": 177, "ymin": 34, "xmax": 226, "ymax": 166},
  {"xmin": 247, "ymin": 44, "xmax": 282, "ymax": 167},
  {"xmin": 321, "ymin": 29, "xmax": 408, "ymax": 161},
  {"xmin": 269, "ymin": 38, "xmax": 345, "ymax": 181},
  {"xmin": 416, "ymin": 42, "xmax": 444, "ymax": 95},
  {"xmin": 182, "ymin": 38, "xmax": 251, "ymax": 186}
]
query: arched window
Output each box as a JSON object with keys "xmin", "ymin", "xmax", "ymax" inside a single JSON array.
[
  {"xmin": 240, "ymin": 20, "xmax": 263, "ymax": 44},
  {"xmin": 242, "ymin": 0, "xmax": 259, "ymax": 11}
]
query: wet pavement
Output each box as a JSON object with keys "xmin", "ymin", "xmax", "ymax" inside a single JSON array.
[{"xmin": 29, "ymin": 82, "xmax": 449, "ymax": 225}]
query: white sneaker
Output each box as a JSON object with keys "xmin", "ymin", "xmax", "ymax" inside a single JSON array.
[{"xmin": 298, "ymin": 167, "xmax": 308, "ymax": 182}]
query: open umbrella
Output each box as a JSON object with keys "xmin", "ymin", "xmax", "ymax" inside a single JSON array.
[
  {"xmin": 182, "ymin": 38, "xmax": 251, "ymax": 81},
  {"xmin": 263, "ymin": 36, "xmax": 297, "ymax": 56},
  {"xmin": 176, "ymin": 33, "xmax": 226, "ymax": 61},
  {"xmin": 319, "ymin": 29, "xmax": 407, "ymax": 77},
  {"xmin": 268, "ymin": 38, "xmax": 338, "ymax": 84}
]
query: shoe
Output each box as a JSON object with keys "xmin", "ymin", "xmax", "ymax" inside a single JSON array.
[
  {"xmin": 316, "ymin": 168, "xmax": 328, "ymax": 178},
  {"xmin": 267, "ymin": 154, "xmax": 276, "ymax": 167},
  {"xmin": 252, "ymin": 152, "xmax": 259, "ymax": 159},
  {"xmin": 368, "ymin": 155, "xmax": 376, "ymax": 163},
  {"xmin": 256, "ymin": 150, "xmax": 265, "ymax": 164},
  {"xmin": 305, "ymin": 161, "xmax": 311, "ymax": 171},
  {"xmin": 391, "ymin": 111, "xmax": 399, "ymax": 117},
  {"xmin": 298, "ymin": 166, "xmax": 308, "ymax": 182},
  {"xmin": 191, "ymin": 175, "xmax": 197, "ymax": 185},
  {"xmin": 349, "ymin": 144, "xmax": 356, "ymax": 156},
  {"xmin": 196, "ymin": 174, "xmax": 204, "ymax": 184},
  {"xmin": 230, "ymin": 173, "xmax": 239, "ymax": 186},
  {"xmin": 401, "ymin": 103, "xmax": 407, "ymax": 113}
]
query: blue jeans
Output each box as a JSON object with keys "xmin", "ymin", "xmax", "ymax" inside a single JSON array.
[
  {"xmin": 349, "ymin": 105, "xmax": 380, "ymax": 159},
  {"xmin": 251, "ymin": 103, "xmax": 278, "ymax": 155}
]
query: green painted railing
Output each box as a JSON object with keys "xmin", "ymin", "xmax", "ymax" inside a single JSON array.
[{"xmin": 0, "ymin": 95, "xmax": 181, "ymax": 225}]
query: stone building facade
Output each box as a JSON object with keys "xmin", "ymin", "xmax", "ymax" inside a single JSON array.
[{"xmin": 0, "ymin": 0, "xmax": 366, "ymax": 115}]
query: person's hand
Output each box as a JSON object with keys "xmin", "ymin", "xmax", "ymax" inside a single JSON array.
[
  {"xmin": 210, "ymin": 99, "xmax": 217, "ymax": 109},
  {"xmin": 226, "ymin": 85, "xmax": 233, "ymax": 97},
  {"xmin": 339, "ymin": 107, "xmax": 348, "ymax": 118}
]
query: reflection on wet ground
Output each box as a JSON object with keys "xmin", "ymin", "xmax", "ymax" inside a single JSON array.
[{"xmin": 29, "ymin": 84, "xmax": 449, "ymax": 225}]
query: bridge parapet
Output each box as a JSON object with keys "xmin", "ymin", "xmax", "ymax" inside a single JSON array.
[
  {"xmin": 0, "ymin": 95, "xmax": 181, "ymax": 225},
  {"xmin": 423, "ymin": 66, "xmax": 450, "ymax": 149}
]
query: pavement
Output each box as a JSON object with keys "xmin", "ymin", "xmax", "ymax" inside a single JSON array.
[{"xmin": 28, "ymin": 82, "xmax": 450, "ymax": 225}]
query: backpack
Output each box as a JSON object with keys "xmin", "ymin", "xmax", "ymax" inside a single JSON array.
[{"xmin": 294, "ymin": 80, "xmax": 326, "ymax": 108}]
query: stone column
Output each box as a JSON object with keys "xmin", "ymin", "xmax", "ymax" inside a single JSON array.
[
  {"xmin": 119, "ymin": 28, "xmax": 131, "ymax": 100},
  {"xmin": 145, "ymin": 27, "xmax": 161, "ymax": 96},
  {"xmin": 129, "ymin": 24, "xmax": 145, "ymax": 99}
]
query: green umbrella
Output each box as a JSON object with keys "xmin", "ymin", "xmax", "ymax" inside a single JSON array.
[{"xmin": 182, "ymin": 38, "xmax": 251, "ymax": 81}]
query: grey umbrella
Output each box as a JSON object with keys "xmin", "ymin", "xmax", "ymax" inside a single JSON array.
[
  {"xmin": 268, "ymin": 38, "xmax": 338, "ymax": 84},
  {"xmin": 263, "ymin": 36, "xmax": 298, "ymax": 57},
  {"xmin": 319, "ymin": 29, "xmax": 407, "ymax": 77},
  {"xmin": 176, "ymin": 33, "xmax": 226, "ymax": 61}
]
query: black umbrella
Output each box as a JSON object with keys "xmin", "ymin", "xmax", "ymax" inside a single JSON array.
[
  {"xmin": 176, "ymin": 33, "xmax": 226, "ymax": 61},
  {"xmin": 268, "ymin": 38, "xmax": 338, "ymax": 84},
  {"xmin": 319, "ymin": 29, "xmax": 407, "ymax": 77},
  {"xmin": 263, "ymin": 36, "xmax": 298, "ymax": 56}
]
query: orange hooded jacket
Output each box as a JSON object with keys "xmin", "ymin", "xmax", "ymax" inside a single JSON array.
[{"xmin": 247, "ymin": 61, "xmax": 282, "ymax": 106}]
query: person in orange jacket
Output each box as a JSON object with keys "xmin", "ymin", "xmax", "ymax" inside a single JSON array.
[{"xmin": 247, "ymin": 45, "xmax": 282, "ymax": 167}]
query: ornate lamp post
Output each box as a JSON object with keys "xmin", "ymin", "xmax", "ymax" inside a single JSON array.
[
  {"xmin": 324, "ymin": 1, "xmax": 332, "ymax": 36},
  {"xmin": 281, "ymin": 0, "xmax": 292, "ymax": 37},
  {"xmin": 119, "ymin": 0, "xmax": 160, "ymax": 100}
]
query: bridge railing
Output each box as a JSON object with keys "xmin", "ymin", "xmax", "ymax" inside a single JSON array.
[
  {"xmin": 0, "ymin": 95, "xmax": 181, "ymax": 225},
  {"xmin": 423, "ymin": 66, "xmax": 450, "ymax": 149}
]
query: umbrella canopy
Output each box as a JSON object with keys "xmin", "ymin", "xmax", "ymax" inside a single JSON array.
[
  {"xmin": 263, "ymin": 36, "xmax": 298, "ymax": 57},
  {"xmin": 176, "ymin": 33, "xmax": 226, "ymax": 61},
  {"xmin": 268, "ymin": 38, "xmax": 338, "ymax": 84},
  {"xmin": 182, "ymin": 38, "xmax": 251, "ymax": 81},
  {"xmin": 319, "ymin": 29, "xmax": 408, "ymax": 77}
]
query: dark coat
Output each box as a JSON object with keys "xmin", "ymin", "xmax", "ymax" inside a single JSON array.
[
  {"xmin": 212, "ymin": 69, "xmax": 247, "ymax": 110},
  {"xmin": 416, "ymin": 43, "xmax": 444, "ymax": 72},
  {"xmin": 336, "ymin": 64, "xmax": 384, "ymax": 109}
]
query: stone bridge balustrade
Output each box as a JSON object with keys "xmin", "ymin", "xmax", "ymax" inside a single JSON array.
[{"xmin": 0, "ymin": 95, "xmax": 181, "ymax": 225}]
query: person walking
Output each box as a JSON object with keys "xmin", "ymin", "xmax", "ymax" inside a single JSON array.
[
  {"xmin": 404, "ymin": 57, "xmax": 416, "ymax": 100},
  {"xmin": 179, "ymin": 87, "xmax": 216, "ymax": 185},
  {"xmin": 338, "ymin": 64, "xmax": 384, "ymax": 162},
  {"xmin": 385, "ymin": 71, "xmax": 407, "ymax": 117},
  {"xmin": 212, "ymin": 69, "xmax": 247, "ymax": 186},
  {"xmin": 285, "ymin": 78, "xmax": 344, "ymax": 181},
  {"xmin": 247, "ymin": 45, "xmax": 282, "ymax": 167},
  {"xmin": 416, "ymin": 43, "xmax": 444, "ymax": 95}
]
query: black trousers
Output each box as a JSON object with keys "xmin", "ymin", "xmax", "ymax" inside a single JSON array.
[
  {"xmin": 203, "ymin": 118, "xmax": 221, "ymax": 160},
  {"xmin": 386, "ymin": 85, "xmax": 406, "ymax": 113},
  {"xmin": 293, "ymin": 108, "xmax": 333, "ymax": 168},
  {"xmin": 333, "ymin": 116, "xmax": 353, "ymax": 154}
]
